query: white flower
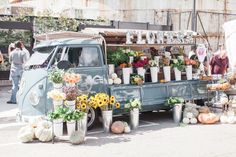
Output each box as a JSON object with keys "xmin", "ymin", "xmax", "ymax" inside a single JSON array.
[
  {"xmin": 113, "ymin": 78, "xmax": 122, "ymax": 84},
  {"xmin": 164, "ymin": 51, "xmax": 171, "ymax": 59},
  {"xmin": 124, "ymin": 103, "xmax": 130, "ymax": 109}
]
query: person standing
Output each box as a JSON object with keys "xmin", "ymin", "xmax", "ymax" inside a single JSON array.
[
  {"xmin": 210, "ymin": 47, "xmax": 229, "ymax": 75},
  {"xmin": 7, "ymin": 41, "xmax": 27, "ymax": 104},
  {"xmin": 20, "ymin": 41, "xmax": 30, "ymax": 61}
]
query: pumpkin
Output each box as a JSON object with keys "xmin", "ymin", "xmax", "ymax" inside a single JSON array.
[
  {"xmin": 18, "ymin": 125, "xmax": 34, "ymax": 143},
  {"xmin": 182, "ymin": 118, "xmax": 190, "ymax": 124},
  {"xmin": 190, "ymin": 118, "xmax": 197, "ymax": 124},
  {"xmin": 123, "ymin": 122, "xmax": 131, "ymax": 133},
  {"xmin": 108, "ymin": 78, "xmax": 113, "ymax": 85},
  {"xmin": 29, "ymin": 116, "xmax": 45, "ymax": 128},
  {"xmin": 198, "ymin": 113, "xmax": 219, "ymax": 124},
  {"xmin": 69, "ymin": 131, "xmax": 85, "ymax": 145},
  {"xmin": 111, "ymin": 121, "xmax": 125, "ymax": 134},
  {"xmin": 35, "ymin": 121, "xmax": 52, "ymax": 142},
  {"xmin": 198, "ymin": 106, "xmax": 210, "ymax": 113}
]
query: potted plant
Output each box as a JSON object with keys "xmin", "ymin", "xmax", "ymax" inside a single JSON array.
[
  {"xmin": 166, "ymin": 97, "xmax": 185, "ymax": 123},
  {"xmin": 48, "ymin": 106, "xmax": 69, "ymax": 136},
  {"xmin": 120, "ymin": 63, "xmax": 132, "ymax": 84},
  {"xmin": 48, "ymin": 68, "xmax": 64, "ymax": 89},
  {"xmin": 63, "ymin": 86, "xmax": 78, "ymax": 111},
  {"xmin": 162, "ymin": 56, "xmax": 171, "ymax": 82},
  {"xmin": 132, "ymin": 58, "xmax": 149, "ymax": 82},
  {"xmin": 185, "ymin": 58, "xmax": 197, "ymax": 80},
  {"xmin": 148, "ymin": 59, "xmax": 159, "ymax": 83},
  {"xmin": 130, "ymin": 74, "xmax": 144, "ymax": 85},
  {"xmin": 89, "ymin": 93, "xmax": 120, "ymax": 133},
  {"xmin": 63, "ymin": 72, "xmax": 81, "ymax": 87},
  {"xmin": 107, "ymin": 48, "xmax": 129, "ymax": 67},
  {"xmin": 125, "ymin": 99, "xmax": 142, "ymax": 129},
  {"xmin": 171, "ymin": 57, "xmax": 185, "ymax": 81},
  {"xmin": 64, "ymin": 110, "xmax": 76, "ymax": 136},
  {"xmin": 47, "ymin": 89, "xmax": 66, "ymax": 108},
  {"xmin": 73, "ymin": 110, "xmax": 86, "ymax": 137}
]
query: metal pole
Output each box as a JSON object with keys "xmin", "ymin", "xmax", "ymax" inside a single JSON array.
[{"xmin": 191, "ymin": 0, "xmax": 196, "ymax": 31}]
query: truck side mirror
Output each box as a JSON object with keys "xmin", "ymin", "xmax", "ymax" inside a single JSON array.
[{"xmin": 57, "ymin": 60, "xmax": 71, "ymax": 70}]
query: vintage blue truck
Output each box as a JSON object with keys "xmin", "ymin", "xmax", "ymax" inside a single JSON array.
[{"xmin": 17, "ymin": 30, "xmax": 210, "ymax": 128}]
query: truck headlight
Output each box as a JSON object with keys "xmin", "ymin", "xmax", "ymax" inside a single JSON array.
[{"xmin": 28, "ymin": 91, "xmax": 40, "ymax": 106}]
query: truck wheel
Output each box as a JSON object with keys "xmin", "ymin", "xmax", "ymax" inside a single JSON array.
[{"xmin": 87, "ymin": 106, "xmax": 98, "ymax": 130}]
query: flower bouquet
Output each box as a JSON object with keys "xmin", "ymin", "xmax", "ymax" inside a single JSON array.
[
  {"xmin": 48, "ymin": 68, "xmax": 64, "ymax": 89},
  {"xmin": 161, "ymin": 56, "xmax": 171, "ymax": 82},
  {"xmin": 125, "ymin": 99, "xmax": 142, "ymax": 129},
  {"xmin": 166, "ymin": 97, "xmax": 184, "ymax": 123},
  {"xmin": 63, "ymin": 72, "xmax": 81, "ymax": 86},
  {"xmin": 133, "ymin": 58, "xmax": 148, "ymax": 82},
  {"xmin": 119, "ymin": 63, "xmax": 132, "ymax": 84},
  {"xmin": 130, "ymin": 74, "xmax": 144, "ymax": 85},
  {"xmin": 63, "ymin": 86, "xmax": 78, "ymax": 110},
  {"xmin": 171, "ymin": 57, "xmax": 185, "ymax": 81},
  {"xmin": 76, "ymin": 94, "xmax": 89, "ymax": 113},
  {"xmin": 89, "ymin": 93, "xmax": 120, "ymax": 132},
  {"xmin": 148, "ymin": 59, "xmax": 159, "ymax": 83},
  {"xmin": 47, "ymin": 89, "xmax": 66, "ymax": 108}
]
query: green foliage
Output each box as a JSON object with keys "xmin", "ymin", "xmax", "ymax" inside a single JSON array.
[
  {"xmin": 166, "ymin": 97, "xmax": 184, "ymax": 106},
  {"xmin": 107, "ymin": 48, "xmax": 129, "ymax": 67},
  {"xmin": 48, "ymin": 68, "xmax": 64, "ymax": 84},
  {"xmin": 171, "ymin": 58, "xmax": 185, "ymax": 71},
  {"xmin": 0, "ymin": 54, "xmax": 11, "ymax": 71},
  {"xmin": 48, "ymin": 106, "xmax": 69, "ymax": 120}
]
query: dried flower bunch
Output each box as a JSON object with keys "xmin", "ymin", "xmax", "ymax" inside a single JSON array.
[{"xmin": 63, "ymin": 86, "xmax": 78, "ymax": 101}]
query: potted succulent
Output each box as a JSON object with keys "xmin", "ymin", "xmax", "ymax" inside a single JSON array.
[
  {"xmin": 166, "ymin": 97, "xmax": 185, "ymax": 123},
  {"xmin": 47, "ymin": 89, "xmax": 66, "ymax": 108},
  {"xmin": 125, "ymin": 99, "xmax": 142, "ymax": 129},
  {"xmin": 63, "ymin": 72, "xmax": 81, "ymax": 87},
  {"xmin": 63, "ymin": 86, "xmax": 78, "ymax": 111},
  {"xmin": 48, "ymin": 106, "xmax": 69, "ymax": 136},
  {"xmin": 148, "ymin": 59, "xmax": 159, "ymax": 83},
  {"xmin": 48, "ymin": 68, "xmax": 64, "ymax": 89},
  {"xmin": 89, "ymin": 93, "xmax": 120, "ymax": 133},
  {"xmin": 171, "ymin": 57, "xmax": 185, "ymax": 81}
]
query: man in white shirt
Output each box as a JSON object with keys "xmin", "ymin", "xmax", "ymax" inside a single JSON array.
[{"xmin": 20, "ymin": 41, "xmax": 30, "ymax": 61}]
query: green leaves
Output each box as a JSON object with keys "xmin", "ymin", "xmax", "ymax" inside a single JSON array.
[
  {"xmin": 171, "ymin": 58, "xmax": 185, "ymax": 71},
  {"xmin": 166, "ymin": 97, "xmax": 184, "ymax": 106},
  {"xmin": 48, "ymin": 68, "xmax": 64, "ymax": 84},
  {"xmin": 107, "ymin": 48, "xmax": 129, "ymax": 67}
]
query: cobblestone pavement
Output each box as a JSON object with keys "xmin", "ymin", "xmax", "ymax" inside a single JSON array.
[{"xmin": 1, "ymin": 86, "xmax": 236, "ymax": 157}]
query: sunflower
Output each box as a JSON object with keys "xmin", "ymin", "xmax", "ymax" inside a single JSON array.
[
  {"xmin": 81, "ymin": 103, "xmax": 87, "ymax": 110},
  {"xmin": 115, "ymin": 103, "xmax": 121, "ymax": 109},
  {"xmin": 98, "ymin": 100, "xmax": 103, "ymax": 107},
  {"xmin": 110, "ymin": 99, "xmax": 115, "ymax": 104},
  {"xmin": 93, "ymin": 103, "xmax": 98, "ymax": 109},
  {"xmin": 76, "ymin": 104, "xmax": 81, "ymax": 109}
]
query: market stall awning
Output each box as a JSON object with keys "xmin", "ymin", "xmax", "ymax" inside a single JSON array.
[{"xmin": 34, "ymin": 31, "xmax": 101, "ymax": 41}]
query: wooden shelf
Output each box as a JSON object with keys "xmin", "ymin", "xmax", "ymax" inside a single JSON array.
[{"xmin": 106, "ymin": 43, "xmax": 195, "ymax": 48}]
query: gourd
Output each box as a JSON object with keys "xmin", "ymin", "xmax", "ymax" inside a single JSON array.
[
  {"xmin": 111, "ymin": 121, "xmax": 125, "ymax": 134},
  {"xmin": 18, "ymin": 125, "xmax": 34, "ymax": 143},
  {"xmin": 183, "ymin": 118, "xmax": 190, "ymax": 124},
  {"xmin": 113, "ymin": 78, "xmax": 122, "ymax": 85},
  {"xmin": 35, "ymin": 121, "xmax": 52, "ymax": 142},
  {"xmin": 198, "ymin": 106, "xmax": 210, "ymax": 113},
  {"xmin": 111, "ymin": 73, "xmax": 118, "ymax": 80},
  {"xmin": 108, "ymin": 78, "xmax": 113, "ymax": 85},
  {"xmin": 123, "ymin": 122, "xmax": 131, "ymax": 133},
  {"xmin": 198, "ymin": 113, "xmax": 219, "ymax": 124},
  {"xmin": 29, "ymin": 116, "xmax": 45, "ymax": 128},
  {"xmin": 190, "ymin": 118, "xmax": 197, "ymax": 124},
  {"xmin": 69, "ymin": 131, "xmax": 85, "ymax": 145}
]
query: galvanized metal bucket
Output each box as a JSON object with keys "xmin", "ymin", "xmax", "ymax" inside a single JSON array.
[
  {"xmin": 130, "ymin": 108, "xmax": 139, "ymax": 130},
  {"xmin": 77, "ymin": 113, "xmax": 87, "ymax": 136},
  {"xmin": 173, "ymin": 103, "xmax": 183, "ymax": 123},
  {"xmin": 102, "ymin": 110, "xmax": 113, "ymax": 133}
]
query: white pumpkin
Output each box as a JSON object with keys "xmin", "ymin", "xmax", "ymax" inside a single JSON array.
[
  {"xmin": 182, "ymin": 118, "xmax": 190, "ymax": 124},
  {"xmin": 220, "ymin": 115, "xmax": 228, "ymax": 123},
  {"xmin": 111, "ymin": 73, "xmax": 118, "ymax": 80},
  {"xmin": 35, "ymin": 121, "xmax": 52, "ymax": 142},
  {"xmin": 190, "ymin": 118, "xmax": 197, "ymax": 124},
  {"xmin": 186, "ymin": 112, "xmax": 194, "ymax": 119},
  {"xmin": 114, "ymin": 78, "xmax": 122, "ymax": 84},
  {"xmin": 108, "ymin": 78, "xmax": 113, "ymax": 85},
  {"xmin": 29, "ymin": 116, "xmax": 45, "ymax": 128},
  {"xmin": 18, "ymin": 125, "xmax": 34, "ymax": 143}
]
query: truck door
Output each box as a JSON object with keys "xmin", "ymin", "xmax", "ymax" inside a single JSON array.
[{"xmin": 61, "ymin": 45, "xmax": 108, "ymax": 94}]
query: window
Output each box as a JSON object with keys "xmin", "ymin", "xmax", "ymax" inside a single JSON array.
[{"xmin": 62, "ymin": 47, "xmax": 101, "ymax": 67}]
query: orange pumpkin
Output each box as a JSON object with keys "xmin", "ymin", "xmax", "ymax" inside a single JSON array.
[{"xmin": 198, "ymin": 113, "xmax": 219, "ymax": 124}]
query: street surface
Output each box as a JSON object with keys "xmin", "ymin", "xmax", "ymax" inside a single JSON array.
[{"xmin": 1, "ymin": 86, "xmax": 236, "ymax": 157}]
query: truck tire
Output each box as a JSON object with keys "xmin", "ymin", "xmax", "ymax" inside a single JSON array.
[{"xmin": 87, "ymin": 106, "xmax": 98, "ymax": 130}]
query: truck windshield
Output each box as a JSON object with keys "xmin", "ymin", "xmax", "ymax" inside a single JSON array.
[{"xmin": 24, "ymin": 46, "xmax": 55, "ymax": 68}]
